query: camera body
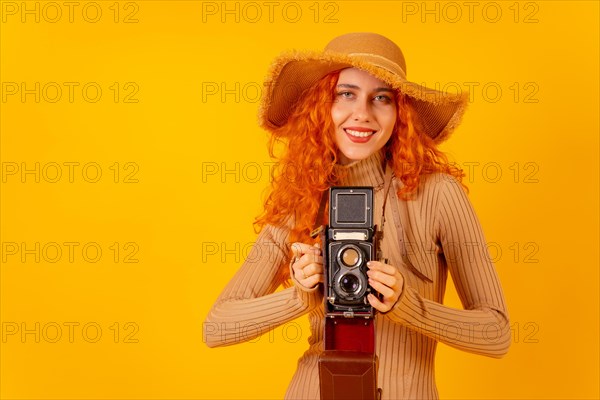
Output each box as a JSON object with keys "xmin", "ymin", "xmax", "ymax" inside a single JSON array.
[{"xmin": 322, "ymin": 186, "xmax": 377, "ymax": 318}]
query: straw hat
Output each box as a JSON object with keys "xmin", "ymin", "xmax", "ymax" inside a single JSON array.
[{"xmin": 258, "ymin": 32, "xmax": 468, "ymax": 144}]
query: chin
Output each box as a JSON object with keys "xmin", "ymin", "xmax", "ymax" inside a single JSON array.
[{"xmin": 339, "ymin": 150, "xmax": 372, "ymax": 164}]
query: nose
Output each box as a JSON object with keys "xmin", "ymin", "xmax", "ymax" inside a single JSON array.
[{"xmin": 351, "ymin": 98, "xmax": 372, "ymax": 121}]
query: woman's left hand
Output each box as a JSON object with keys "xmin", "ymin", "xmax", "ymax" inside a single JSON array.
[{"xmin": 366, "ymin": 260, "xmax": 404, "ymax": 313}]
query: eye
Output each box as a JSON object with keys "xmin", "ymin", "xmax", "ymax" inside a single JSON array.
[
  {"xmin": 336, "ymin": 91, "xmax": 354, "ymax": 99},
  {"xmin": 374, "ymin": 94, "xmax": 393, "ymax": 103}
]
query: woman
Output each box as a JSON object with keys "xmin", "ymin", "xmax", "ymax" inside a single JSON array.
[{"xmin": 204, "ymin": 32, "xmax": 510, "ymax": 399}]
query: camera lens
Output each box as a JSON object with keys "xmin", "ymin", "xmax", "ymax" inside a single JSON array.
[
  {"xmin": 340, "ymin": 274, "xmax": 360, "ymax": 294},
  {"xmin": 340, "ymin": 247, "xmax": 360, "ymax": 267}
]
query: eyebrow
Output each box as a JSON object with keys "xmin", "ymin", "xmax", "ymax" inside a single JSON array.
[{"xmin": 337, "ymin": 83, "xmax": 394, "ymax": 92}]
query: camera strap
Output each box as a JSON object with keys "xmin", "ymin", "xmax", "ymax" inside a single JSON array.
[
  {"xmin": 377, "ymin": 163, "xmax": 394, "ymax": 263},
  {"xmin": 310, "ymin": 189, "xmax": 329, "ymax": 239},
  {"xmin": 380, "ymin": 162, "xmax": 396, "ymax": 232}
]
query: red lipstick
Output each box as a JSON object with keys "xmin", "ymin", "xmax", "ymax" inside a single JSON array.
[{"xmin": 343, "ymin": 127, "xmax": 376, "ymax": 143}]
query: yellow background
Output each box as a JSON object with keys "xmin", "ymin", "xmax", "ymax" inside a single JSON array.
[{"xmin": 1, "ymin": 1, "xmax": 598, "ymax": 399}]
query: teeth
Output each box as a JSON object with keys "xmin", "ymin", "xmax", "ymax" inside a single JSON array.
[{"xmin": 345, "ymin": 129, "xmax": 375, "ymax": 138}]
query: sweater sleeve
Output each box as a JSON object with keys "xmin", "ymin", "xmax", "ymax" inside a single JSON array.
[
  {"xmin": 387, "ymin": 175, "xmax": 511, "ymax": 358},
  {"xmin": 203, "ymin": 223, "xmax": 322, "ymax": 348}
]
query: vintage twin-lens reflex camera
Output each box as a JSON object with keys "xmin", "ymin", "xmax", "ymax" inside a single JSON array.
[
  {"xmin": 321, "ymin": 186, "xmax": 379, "ymax": 319},
  {"xmin": 317, "ymin": 186, "xmax": 381, "ymax": 398}
]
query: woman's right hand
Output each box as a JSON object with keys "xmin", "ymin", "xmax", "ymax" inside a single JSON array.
[{"xmin": 291, "ymin": 242, "xmax": 324, "ymax": 289}]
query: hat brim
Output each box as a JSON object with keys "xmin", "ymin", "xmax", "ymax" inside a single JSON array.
[{"xmin": 258, "ymin": 50, "xmax": 468, "ymax": 144}]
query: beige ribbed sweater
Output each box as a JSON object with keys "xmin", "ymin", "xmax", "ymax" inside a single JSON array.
[{"xmin": 204, "ymin": 151, "xmax": 510, "ymax": 399}]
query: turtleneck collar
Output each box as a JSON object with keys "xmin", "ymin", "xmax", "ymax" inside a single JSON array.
[{"xmin": 333, "ymin": 150, "xmax": 387, "ymax": 188}]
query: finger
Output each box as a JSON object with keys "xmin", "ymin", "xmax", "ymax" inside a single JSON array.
[
  {"xmin": 293, "ymin": 258, "xmax": 323, "ymax": 279},
  {"xmin": 292, "ymin": 242, "xmax": 321, "ymax": 255},
  {"xmin": 367, "ymin": 269, "xmax": 399, "ymax": 288},
  {"xmin": 368, "ymin": 278, "xmax": 395, "ymax": 299},
  {"xmin": 295, "ymin": 267, "xmax": 313, "ymax": 283},
  {"xmin": 293, "ymin": 265, "xmax": 305, "ymax": 281},
  {"xmin": 304, "ymin": 262, "xmax": 324, "ymax": 275},
  {"xmin": 367, "ymin": 260, "xmax": 396, "ymax": 275},
  {"xmin": 367, "ymin": 293, "xmax": 390, "ymax": 313},
  {"xmin": 302, "ymin": 262, "xmax": 325, "ymax": 278},
  {"xmin": 299, "ymin": 273, "xmax": 324, "ymax": 289},
  {"xmin": 303, "ymin": 253, "xmax": 324, "ymax": 266},
  {"xmin": 295, "ymin": 254, "xmax": 323, "ymax": 269},
  {"xmin": 313, "ymin": 261, "xmax": 324, "ymax": 272},
  {"xmin": 303, "ymin": 252, "xmax": 324, "ymax": 264}
]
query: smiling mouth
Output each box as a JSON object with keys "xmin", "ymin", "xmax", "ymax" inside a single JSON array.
[{"xmin": 344, "ymin": 128, "xmax": 376, "ymax": 138}]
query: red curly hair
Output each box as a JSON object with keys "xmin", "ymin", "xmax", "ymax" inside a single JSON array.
[{"xmin": 254, "ymin": 70, "xmax": 466, "ymax": 276}]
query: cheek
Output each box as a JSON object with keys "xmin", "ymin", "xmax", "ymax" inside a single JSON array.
[
  {"xmin": 330, "ymin": 103, "xmax": 348, "ymax": 125},
  {"xmin": 382, "ymin": 110, "xmax": 397, "ymax": 133}
]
